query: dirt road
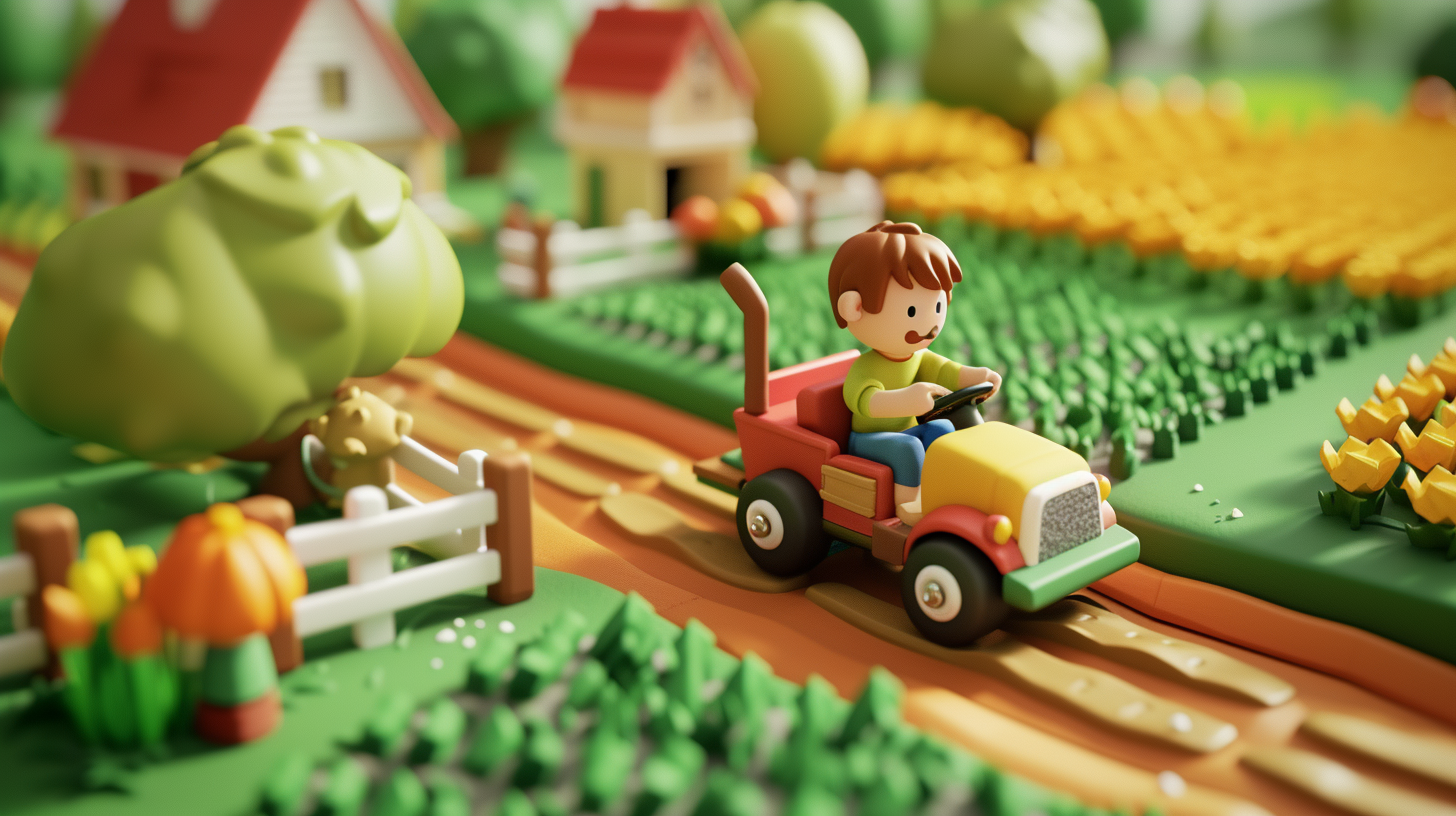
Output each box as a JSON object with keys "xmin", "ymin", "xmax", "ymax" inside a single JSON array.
[{"xmin": 364, "ymin": 333, "xmax": 1456, "ymax": 816}]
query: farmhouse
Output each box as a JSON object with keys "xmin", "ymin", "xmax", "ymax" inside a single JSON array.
[
  {"xmin": 51, "ymin": 0, "xmax": 459, "ymax": 224},
  {"xmin": 557, "ymin": 4, "xmax": 757, "ymax": 227}
]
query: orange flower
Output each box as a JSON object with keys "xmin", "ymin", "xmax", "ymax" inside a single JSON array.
[
  {"xmin": 1376, "ymin": 371, "xmax": 1446, "ymax": 422},
  {"xmin": 1395, "ymin": 420, "xmax": 1456, "ymax": 474},
  {"xmin": 1321, "ymin": 436, "xmax": 1401, "ymax": 494},
  {"xmin": 1408, "ymin": 338, "xmax": 1456, "ymax": 400},
  {"xmin": 145, "ymin": 503, "xmax": 307, "ymax": 646},
  {"xmin": 1335, "ymin": 396, "xmax": 1409, "ymax": 443},
  {"xmin": 110, "ymin": 602, "xmax": 164, "ymax": 659},
  {"xmin": 1402, "ymin": 466, "xmax": 1456, "ymax": 526},
  {"xmin": 42, "ymin": 585, "xmax": 95, "ymax": 650}
]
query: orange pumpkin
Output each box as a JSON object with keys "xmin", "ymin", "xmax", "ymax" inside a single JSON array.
[{"xmin": 145, "ymin": 504, "xmax": 307, "ymax": 646}]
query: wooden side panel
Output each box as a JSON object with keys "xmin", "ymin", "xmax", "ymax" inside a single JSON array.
[
  {"xmin": 821, "ymin": 465, "xmax": 877, "ymax": 517},
  {"xmin": 827, "ymin": 454, "xmax": 894, "ymax": 519}
]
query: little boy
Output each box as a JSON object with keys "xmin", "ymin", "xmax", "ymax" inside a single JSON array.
[{"xmin": 829, "ymin": 221, "xmax": 1001, "ymax": 524}]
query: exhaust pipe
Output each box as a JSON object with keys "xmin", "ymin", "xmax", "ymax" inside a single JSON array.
[{"xmin": 719, "ymin": 263, "xmax": 769, "ymax": 416}]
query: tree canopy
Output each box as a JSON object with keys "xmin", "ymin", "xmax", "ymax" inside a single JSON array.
[
  {"xmin": 405, "ymin": 0, "xmax": 572, "ymax": 133},
  {"xmin": 821, "ymin": 0, "xmax": 930, "ymax": 69},
  {"xmin": 2, "ymin": 126, "xmax": 464, "ymax": 463},
  {"xmin": 922, "ymin": 0, "xmax": 1108, "ymax": 131}
]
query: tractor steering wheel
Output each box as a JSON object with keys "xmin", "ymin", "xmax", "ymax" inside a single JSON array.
[{"xmin": 917, "ymin": 381, "xmax": 996, "ymax": 429}]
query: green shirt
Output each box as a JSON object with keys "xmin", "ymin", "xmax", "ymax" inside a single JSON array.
[{"xmin": 844, "ymin": 349, "xmax": 962, "ymax": 433}]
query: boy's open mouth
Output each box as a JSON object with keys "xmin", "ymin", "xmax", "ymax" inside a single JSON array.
[{"xmin": 905, "ymin": 326, "xmax": 938, "ymax": 343}]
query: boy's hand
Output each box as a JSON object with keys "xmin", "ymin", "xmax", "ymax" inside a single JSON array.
[
  {"xmin": 868, "ymin": 381, "xmax": 951, "ymax": 418},
  {"xmin": 958, "ymin": 366, "xmax": 1002, "ymax": 399}
]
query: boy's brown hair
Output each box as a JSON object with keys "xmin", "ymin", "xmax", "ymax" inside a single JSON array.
[{"xmin": 827, "ymin": 221, "xmax": 962, "ymax": 328}]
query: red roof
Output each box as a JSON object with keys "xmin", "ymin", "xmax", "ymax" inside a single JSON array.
[
  {"xmin": 53, "ymin": 0, "xmax": 455, "ymax": 159},
  {"xmin": 562, "ymin": 4, "xmax": 756, "ymax": 98}
]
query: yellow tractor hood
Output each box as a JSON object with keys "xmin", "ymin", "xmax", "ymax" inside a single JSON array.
[{"xmin": 921, "ymin": 421, "xmax": 1091, "ymax": 548}]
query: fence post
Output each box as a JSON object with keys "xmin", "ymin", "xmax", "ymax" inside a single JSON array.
[
  {"xmin": 13, "ymin": 504, "xmax": 78, "ymax": 677},
  {"xmin": 802, "ymin": 187, "xmax": 818, "ymax": 254},
  {"xmin": 532, "ymin": 215, "xmax": 554, "ymax": 300},
  {"xmin": 344, "ymin": 486, "xmax": 396, "ymax": 649},
  {"xmin": 238, "ymin": 495, "xmax": 303, "ymax": 673},
  {"xmin": 483, "ymin": 451, "xmax": 534, "ymax": 605}
]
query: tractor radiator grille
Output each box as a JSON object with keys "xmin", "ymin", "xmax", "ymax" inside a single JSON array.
[{"xmin": 1039, "ymin": 482, "xmax": 1103, "ymax": 562}]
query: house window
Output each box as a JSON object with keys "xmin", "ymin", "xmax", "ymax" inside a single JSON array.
[
  {"xmin": 319, "ymin": 66, "xmax": 348, "ymax": 109},
  {"xmin": 84, "ymin": 165, "xmax": 104, "ymax": 201},
  {"xmin": 690, "ymin": 44, "xmax": 714, "ymax": 110}
]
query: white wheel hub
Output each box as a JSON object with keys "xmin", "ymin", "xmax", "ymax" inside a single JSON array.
[
  {"xmin": 913, "ymin": 564, "xmax": 963, "ymax": 623},
  {"xmin": 743, "ymin": 499, "xmax": 784, "ymax": 550}
]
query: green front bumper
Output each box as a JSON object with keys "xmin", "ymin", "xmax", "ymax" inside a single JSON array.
[{"xmin": 1001, "ymin": 525, "xmax": 1141, "ymax": 612}]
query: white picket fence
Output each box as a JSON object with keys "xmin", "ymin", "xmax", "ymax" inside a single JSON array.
[
  {"xmin": 288, "ymin": 436, "xmax": 508, "ymax": 650},
  {"xmin": 764, "ymin": 164, "xmax": 884, "ymax": 257},
  {"xmin": 496, "ymin": 162, "xmax": 885, "ymax": 299},
  {"xmin": 497, "ymin": 209, "xmax": 693, "ymax": 299},
  {"xmin": 0, "ymin": 553, "xmax": 46, "ymax": 676}
]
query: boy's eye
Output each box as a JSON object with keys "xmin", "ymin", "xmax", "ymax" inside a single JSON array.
[
  {"xmin": 908, "ymin": 306, "xmax": 916, "ymax": 317},
  {"xmin": 936, "ymin": 301, "xmax": 942, "ymax": 313}
]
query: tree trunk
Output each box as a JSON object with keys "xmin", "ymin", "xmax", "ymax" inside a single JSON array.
[
  {"xmin": 222, "ymin": 424, "xmax": 329, "ymax": 511},
  {"xmin": 462, "ymin": 120, "xmax": 521, "ymax": 177}
]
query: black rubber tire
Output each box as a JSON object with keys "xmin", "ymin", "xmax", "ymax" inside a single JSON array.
[
  {"xmin": 735, "ymin": 469, "xmax": 829, "ymax": 576},
  {"xmin": 901, "ymin": 534, "xmax": 1009, "ymax": 647}
]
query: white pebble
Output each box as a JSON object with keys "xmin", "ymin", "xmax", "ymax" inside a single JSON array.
[
  {"xmin": 499, "ymin": 620, "xmax": 516, "ymax": 634},
  {"xmin": 1169, "ymin": 712, "xmax": 1193, "ymax": 733},
  {"xmin": 429, "ymin": 657, "xmax": 444, "ymax": 670},
  {"xmin": 461, "ymin": 636, "xmax": 477, "ymax": 649},
  {"xmin": 454, "ymin": 618, "xmax": 466, "ymax": 628},
  {"xmin": 435, "ymin": 628, "xmax": 458, "ymax": 644},
  {"xmin": 1231, "ymin": 508, "xmax": 1244, "ymax": 519},
  {"xmin": 1157, "ymin": 770, "xmax": 1187, "ymax": 798},
  {"xmin": 474, "ymin": 619, "xmax": 486, "ymax": 629},
  {"xmin": 1192, "ymin": 484, "xmax": 1203, "ymax": 492}
]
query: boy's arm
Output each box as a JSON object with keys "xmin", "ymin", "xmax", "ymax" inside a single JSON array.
[
  {"xmin": 918, "ymin": 350, "xmax": 1002, "ymax": 397},
  {"xmin": 847, "ymin": 372, "xmax": 947, "ymax": 419}
]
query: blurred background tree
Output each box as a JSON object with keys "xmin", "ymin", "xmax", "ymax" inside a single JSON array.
[{"xmin": 405, "ymin": 0, "xmax": 573, "ymax": 176}]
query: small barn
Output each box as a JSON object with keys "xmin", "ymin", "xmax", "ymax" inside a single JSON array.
[
  {"xmin": 52, "ymin": 0, "xmax": 459, "ymax": 224},
  {"xmin": 557, "ymin": 4, "xmax": 757, "ymax": 228}
]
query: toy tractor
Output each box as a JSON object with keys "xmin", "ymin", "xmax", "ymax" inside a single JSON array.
[{"xmin": 695, "ymin": 264, "xmax": 1141, "ymax": 646}]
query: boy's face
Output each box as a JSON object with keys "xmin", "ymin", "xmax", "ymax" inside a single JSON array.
[{"xmin": 839, "ymin": 281, "xmax": 948, "ymax": 359}]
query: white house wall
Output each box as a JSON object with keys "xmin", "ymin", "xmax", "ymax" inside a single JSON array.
[{"xmin": 247, "ymin": 0, "xmax": 425, "ymax": 145}]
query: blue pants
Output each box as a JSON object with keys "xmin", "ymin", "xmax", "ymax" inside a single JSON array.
[{"xmin": 847, "ymin": 419, "xmax": 955, "ymax": 487}]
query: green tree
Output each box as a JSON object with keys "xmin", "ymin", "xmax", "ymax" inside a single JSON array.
[
  {"xmin": 922, "ymin": 0, "xmax": 1108, "ymax": 131},
  {"xmin": 1414, "ymin": 18, "xmax": 1456, "ymax": 87},
  {"xmin": 1088, "ymin": 0, "xmax": 1147, "ymax": 52},
  {"xmin": 406, "ymin": 0, "xmax": 572, "ymax": 176},
  {"xmin": 821, "ymin": 0, "xmax": 930, "ymax": 70},
  {"xmin": 0, "ymin": 0, "xmax": 97, "ymax": 93},
  {"xmin": 2, "ymin": 126, "xmax": 464, "ymax": 470}
]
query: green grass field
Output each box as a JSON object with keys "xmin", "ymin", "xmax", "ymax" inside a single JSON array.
[{"xmin": 454, "ymin": 220, "xmax": 1456, "ymax": 667}]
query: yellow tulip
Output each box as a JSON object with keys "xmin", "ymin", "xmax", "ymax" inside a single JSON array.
[
  {"xmin": 1375, "ymin": 372, "xmax": 1446, "ymax": 422},
  {"xmin": 67, "ymin": 558, "xmax": 121, "ymax": 623},
  {"xmin": 126, "ymin": 545, "xmax": 157, "ymax": 578},
  {"xmin": 1321, "ymin": 436, "xmax": 1401, "ymax": 494},
  {"xmin": 1335, "ymin": 396, "xmax": 1409, "ymax": 443},
  {"xmin": 1342, "ymin": 250, "xmax": 1400, "ymax": 298},
  {"xmin": 84, "ymin": 530, "xmax": 139, "ymax": 601},
  {"xmin": 1408, "ymin": 337, "xmax": 1456, "ymax": 399},
  {"xmin": 1395, "ymin": 420, "xmax": 1456, "ymax": 473},
  {"xmin": 1402, "ymin": 466, "xmax": 1456, "ymax": 526}
]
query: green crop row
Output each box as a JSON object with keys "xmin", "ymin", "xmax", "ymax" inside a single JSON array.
[
  {"xmin": 547, "ymin": 219, "xmax": 1424, "ymax": 474},
  {"xmin": 258, "ymin": 593, "xmax": 1158, "ymax": 816}
]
